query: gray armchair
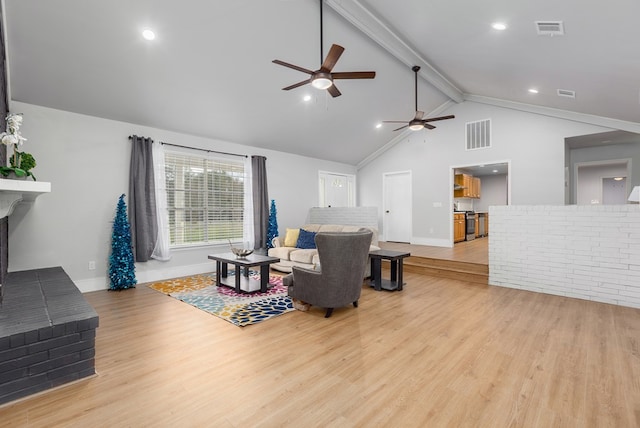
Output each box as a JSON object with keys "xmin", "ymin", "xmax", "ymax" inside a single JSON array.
[{"xmin": 286, "ymin": 230, "xmax": 373, "ymax": 318}]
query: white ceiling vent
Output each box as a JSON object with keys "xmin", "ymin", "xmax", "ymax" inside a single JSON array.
[
  {"xmin": 557, "ymin": 89, "xmax": 576, "ymax": 98},
  {"xmin": 466, "ymin": 119, "xmax": 491, "ymax": 150},
  {"xmin": 535, "ymin": 21, "xmax": 564, "ymax": 36}
]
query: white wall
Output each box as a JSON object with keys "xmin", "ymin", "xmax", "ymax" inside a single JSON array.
[
  {"xmin": 358, "ymin": 101, "xmax": 612, "ymax": 246},
  {"xmin": 8, "ymin": 101, "xmax": 356, "ymax": 291},
  {"xmin": 576, "ymin": 163, "xmax": 628, "ymax": 205},
  {"xmin": 475, "ymin": 174, "xmax": 508, "ymax": 212}
]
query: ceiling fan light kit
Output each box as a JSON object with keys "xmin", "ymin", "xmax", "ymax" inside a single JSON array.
[{"xmin": 311, "ymin": 74, "xmax": 333, "ymax": 90}]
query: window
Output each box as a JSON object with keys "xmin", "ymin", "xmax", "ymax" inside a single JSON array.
[{"xmin": 164, "ymin": 151, "xmax": 245, "ymax": 246}]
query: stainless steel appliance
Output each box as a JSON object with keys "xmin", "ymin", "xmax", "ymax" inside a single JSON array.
[
  {"xmin": 465, "ymin": 211, "xmax": 476, "ymax": 241},
  {"xmin": 477, "ymin": 212, "xmax": 486, "ymax": 237}
]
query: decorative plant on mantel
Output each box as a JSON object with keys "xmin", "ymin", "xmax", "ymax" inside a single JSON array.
[{"xmin": 0, "ymin": 113, "xmax": 37, "ymax": 180}]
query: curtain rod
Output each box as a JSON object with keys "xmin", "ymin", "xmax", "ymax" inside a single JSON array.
[{"xmin": 128, "ymin": 135, "xmax": 248, "ymax": 158}]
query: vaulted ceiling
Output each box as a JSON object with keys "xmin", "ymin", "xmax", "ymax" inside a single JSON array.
[{"xmin": 4, "ymin": 0, "xmax": 640, "ymax": 165}]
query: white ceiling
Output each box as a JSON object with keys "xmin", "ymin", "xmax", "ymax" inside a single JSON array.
[
  {"xmin": 456, "ymin": 163, "xmax": 509, "ymax": 178},
  {"xmin": 4, "ymin": 0, "xmax": 640, "ymax": 165}
]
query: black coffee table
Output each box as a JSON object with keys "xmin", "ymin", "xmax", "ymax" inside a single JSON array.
[
  {"xmin": 208, "ymin": 253, "xmax": 280, "ymax": 293},
  {"xmin": 369, "ymin": 250, "xmax": 411, "ymax": 291}
]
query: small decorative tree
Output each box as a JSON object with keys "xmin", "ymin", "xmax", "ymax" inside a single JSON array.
[
  {"xmin": 266, "ymin": 199, "xmax": 278, "ymax": 249},
  {"xmin": 109, "ymin": 194, "xmax": 137, "ymax": 290}
]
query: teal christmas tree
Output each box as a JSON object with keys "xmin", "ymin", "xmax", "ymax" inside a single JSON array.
[
  {"xmin": 266, "ymin": 199, "xmax": 278, "ymax": 249},
  {"xmin": 109, "ymin": 194, "xmax": 137, "ymax": 290}
]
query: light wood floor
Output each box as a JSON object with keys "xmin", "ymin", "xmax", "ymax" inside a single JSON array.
[
  {"xmin": 379, "ymin": 236, "xmax": 489, "ymax": 265},
  {"xmin": 3, "ymin": 267, "xmax": 640, "ymax": 427}
]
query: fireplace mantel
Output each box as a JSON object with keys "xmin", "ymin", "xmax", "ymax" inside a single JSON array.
[{"xmin": 0, "ymin": 179, "xmax": 51, "ymax": 218}]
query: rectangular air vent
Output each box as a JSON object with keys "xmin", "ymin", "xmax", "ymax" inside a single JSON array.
[
  {"xmin": 465, "ymin": 119, "xmax": 491, "ymax": 150},
  {"xmin": 557, "ymin": 89, "xmax": 576, "ymax": 98},
  {"xmin": 535, "ymin": 21, "xmax": 564, "ymax": 36}
]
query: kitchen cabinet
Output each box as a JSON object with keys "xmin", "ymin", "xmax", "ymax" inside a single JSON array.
[
  {"xmin": 471, "ymin": 177, "xmax": 481, "ymax": 198},
  {"xmin": 454, "ymin": 174, "xmax": 471, "ymax": 198},
  {"xmin": 454, "ymin": 174, "xmax": 481, "ymax": 199},
  {"xmin": 454, "ymin": 213, "xmax": 466, "ymax": 243}
]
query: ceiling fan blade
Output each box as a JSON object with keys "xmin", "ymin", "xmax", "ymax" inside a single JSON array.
[
  {"xmin": 331, "ymin": 71, "xmax": 376, "ymax": 80},
  {"xmin": 423, "ymin": 114, "xmax": 456, "ymax": 123},
  {"xmin": 320, "ymin": 44, "xmax": 344, "ymax": 72},
  {"xmin": 414, "ymin": 111, "xmax": 424, "ymax": 120},
  {"xmin": 424, "ymin": 123, "xmax": 436, "ymax": 130},
  {"xmin": 282, "ymin": 79, "xmax": 311, "ymax": 91},
  {"xmin": 272, "ymin": 60, "xmax": 314, "ymax": 75},
  {"xmin": 383, "ymin": 120, "xmax": 409, "ymax": 123},
  {"xmin": 393, "ymin": 124, "xmax": 409, "ymax": 132},
  {"xmin": 327, "ymin": 83, "xmax": 341, "ymax": 98}
]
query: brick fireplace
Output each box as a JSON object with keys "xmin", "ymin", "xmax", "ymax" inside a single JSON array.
[{"xmin": 0, "ymin": 267, "xmax": 98, "ymax": 405}]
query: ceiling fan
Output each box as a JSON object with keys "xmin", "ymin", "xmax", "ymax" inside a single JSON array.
[
  {"xmin": 272, "ymin": 0, "xmax": 375, "ymax": 97},
  {"xmin": 384, "ymin": 65, "xmax": 455, "ymax": 131}
]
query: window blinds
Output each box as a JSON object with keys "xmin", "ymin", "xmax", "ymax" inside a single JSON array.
[{"xmin": 164, "ymin": 151, "xmax": 245, "ymax": 246}]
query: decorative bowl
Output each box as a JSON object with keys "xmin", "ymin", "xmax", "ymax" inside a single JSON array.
[{"xmin": 230, "ymin": 247, "xmax": 253, "ymax": 258}]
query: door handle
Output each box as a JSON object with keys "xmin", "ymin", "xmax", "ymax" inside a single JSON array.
[{"xmin": 385, "ymin": 210, "xmax": 390, "ymax": 213}]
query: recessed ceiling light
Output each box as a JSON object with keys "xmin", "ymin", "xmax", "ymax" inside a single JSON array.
[
  {"xmin": 303, "ymin": 95, "xmax": 312, "ymax": 102},
  {"xmin": 492, "ymin": 169, "xmax": 499, "ymax": 173},
  {"xmin": 492, "ymin": 23, "xmax": 507, "ymax": 31},
  {"xmin": 528, "ymin": 88, "xmax": 539, "ymax": 94},
  {"xmin": 375, "ymin": 123, "xmax": 382, "ymax": 129},
  {"xmin": 142, "ymin": 29, "xmax": 156, "ymax": 41}
]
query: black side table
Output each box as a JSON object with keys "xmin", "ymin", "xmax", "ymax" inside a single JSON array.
[
  {"xmin": 369, "ymin": 250, "xmax": 411, "ymax": 291},
  {"xmin": 207, "ymin": 252, "xmax": 280, "ymax": 293}
]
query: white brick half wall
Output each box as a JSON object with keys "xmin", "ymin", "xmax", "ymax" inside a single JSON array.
[
  {"xmin": 308, "ymin": 207, "xmax": 378, "ymax": 229},
  {"xmin": 489, "ymin": 205, "xmax": 640, "ymax": 309}
]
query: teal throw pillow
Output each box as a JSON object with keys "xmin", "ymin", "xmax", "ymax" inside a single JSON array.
[{"xmin": 296, "ymin": 229, "xmax": 317, "ymax": 249}]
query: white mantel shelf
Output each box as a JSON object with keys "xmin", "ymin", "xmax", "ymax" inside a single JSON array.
[{"xmin": 0, "ymin": 179, "xmax": 51, "ymax": 218}]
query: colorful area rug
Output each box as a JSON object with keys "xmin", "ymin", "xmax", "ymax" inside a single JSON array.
[{"xmin": 148, "ymin": 272, "xmax": 294, "ymax": 327}]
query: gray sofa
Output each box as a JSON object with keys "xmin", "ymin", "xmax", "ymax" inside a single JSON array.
[{"xmin": 267, "ymin": 224, "xmax": 380, "ymax": 273}]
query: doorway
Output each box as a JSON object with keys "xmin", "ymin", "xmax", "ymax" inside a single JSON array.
[
  {"xmin": 383, "ymin": 171, "xmax": 412, "ymax": 243},
  {"xmin": 450, "ymin": 161, "xmax": 511, "ymax": 245},
  {"xmin": 318, "ymin": 171, "xmax": 355, "ymax": 207}
]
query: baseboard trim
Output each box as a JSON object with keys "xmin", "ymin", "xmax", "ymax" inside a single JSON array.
[
  {"xmin": 410, "ymin": 237, "xmax": 452, "ymax": 248},
  {"xmin": 74, "ymin": 262, "xmax": 215, "ymax": 293},
  {"xmin": 73, "ymin": 277, "xmax": 109, "ymax": 293}
]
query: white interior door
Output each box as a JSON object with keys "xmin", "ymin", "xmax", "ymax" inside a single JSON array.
[
  {"xmin": 383, "ymin": 171, "xmax": 412, "ymax": 243},
  {"xmin": 602, "ymin": 177, "xmax": 627, "ymax": 204}
]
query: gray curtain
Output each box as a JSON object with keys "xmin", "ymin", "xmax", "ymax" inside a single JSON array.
[
  {"xmin": 128, "ymin": 135, "xmax": 157, "ymax": 262},
  {"xmin": 251, "ymin": 155, "xmax": 269, "ymax": 249}
]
